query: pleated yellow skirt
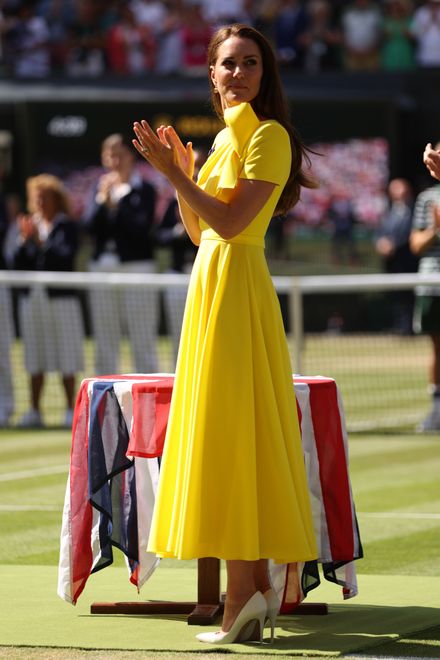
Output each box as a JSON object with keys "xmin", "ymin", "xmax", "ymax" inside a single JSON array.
[{"xmin": 147, "ymin": 231, "xmax": 317, "ymax": 564}]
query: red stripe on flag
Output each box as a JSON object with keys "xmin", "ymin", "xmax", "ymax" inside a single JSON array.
[
  {"xmin": 70, "ymin": 380, "xmax": 93, "ymax": 604},
  {"xmin": 308, "ymin": 380, "xmax": 354, "ymax": 560}
]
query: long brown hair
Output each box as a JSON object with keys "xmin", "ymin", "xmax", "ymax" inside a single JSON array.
[{"xmin": 207, "ymin": 24, "xmax": 318, "ymax": 214}]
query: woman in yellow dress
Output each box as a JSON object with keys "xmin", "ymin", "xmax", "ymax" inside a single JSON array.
[{"xmin": 132, "ymin": 23, "xmax": 318, "ymax": 645}]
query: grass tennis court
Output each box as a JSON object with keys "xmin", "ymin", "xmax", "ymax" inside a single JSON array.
[
  {"xmin": 8, "ymin": 332, "xmax": 433, "ymax": 432},
  {"xmin": 0, "ymin": 426, "xmax": 439, "ymax": 658}
]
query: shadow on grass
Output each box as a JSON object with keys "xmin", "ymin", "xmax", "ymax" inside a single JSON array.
[{"xmin": 79, "ymin": 603, "xmax": 440, "ymax": 656}]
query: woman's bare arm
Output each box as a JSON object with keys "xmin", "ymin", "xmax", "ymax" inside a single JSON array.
[{"xmin": 133, "ymin": 121, "xmax": 275, "ymax": 241}]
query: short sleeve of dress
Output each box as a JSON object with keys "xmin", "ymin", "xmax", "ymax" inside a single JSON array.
[{"xmin": 241, "ymin": 122, "xmax": 291, "ymax": 187}]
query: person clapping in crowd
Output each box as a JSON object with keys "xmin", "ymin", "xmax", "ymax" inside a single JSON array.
[
  {"xmin": 410, "ymin": 140, "xmax": 440, "ymax": 432},
  {"xmin": 82, "ymin": 133, "xmax": 158, "ymax": 375},
  {"xmin": 11, "ymin": 174, "xmax": 84, "ymax": 428}
]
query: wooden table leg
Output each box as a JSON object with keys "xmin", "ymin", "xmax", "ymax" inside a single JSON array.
[
  {"xmin": 91, "ymin": 557, "xmax": 223, "ymax": 624},
  {"xmin": 187, "ymin": 557, "xmax": 223, "ymax": 625}
]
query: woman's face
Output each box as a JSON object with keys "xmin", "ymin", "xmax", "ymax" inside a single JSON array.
[
  {"xmin": 34, "ymin": 187, "xmax": 57, "ymax": 218},
  {"xmin": 210, "ymin": 36, "xmax": 263, "ymax": 112}
]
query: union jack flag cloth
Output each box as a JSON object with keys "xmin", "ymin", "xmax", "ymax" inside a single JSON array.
[{"xmin": 57, "ymin": 374, "xmax": 362, "ymax": 609}]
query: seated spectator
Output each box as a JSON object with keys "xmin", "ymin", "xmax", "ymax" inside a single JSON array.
[
  {"xmin": 252, "ymin": 0, "xmax": 279, "ymax": 41},
  {"xmin": 36, "ymin": 0, "xmax": 77, "ymax": 73},
  {"xmin": 106, "ymin": 2, "xmax": 156, "ymax": 75},
  {"xmin": 129, "ymin": 0, "xmax": 168, "ymax": 34},
  {"xmin": 130, "ymin": 0, "xmax": 182, "ymax": 74},
  {"xmin": 381, "ymin": 0, "xmax": 415, "ymax": 71},
  {"xmin": 340, "ymin": 0, "xmax": 382, "ymax": 71},
  {"xmin": 11, "ymin": 174, "xmax": 84, "ymax": 428},
  {"xmin": 155, "ymin": 0, "xmax": 184, "ymax": 75},
  {"xmin": 180, "ymin": 2, "xmax": 213, "ymax": 76},
  {"xmin": 300, "ymin": 0, "xmax": 341, "ymax": 73},
  {"xmin": 199, "ymin": 0, "xmax": 250, "ymax": 28},
  {"xmin": 410, "ymin": 0, "xmax": 440, "ymax": 68},
  {"xmin": 1, "ymin": 0, "xmax": 51, "ymax": 77},
  {"xmin": 65, "ymin": 0, "xmax": 111, "ymax": 77},
  {"xmin": 273, "ymin": 0, "xmax": 309, "ymax": 68}
]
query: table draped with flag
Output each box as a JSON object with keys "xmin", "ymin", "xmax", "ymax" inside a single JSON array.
[{"xmin": 58, "ymin": 373, "xmax": 362, "ymax": 612}]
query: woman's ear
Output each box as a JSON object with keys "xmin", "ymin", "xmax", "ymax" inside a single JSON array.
[{"xmin": 210, "ymin": 66, "xmax": 217, "ymax": 91}]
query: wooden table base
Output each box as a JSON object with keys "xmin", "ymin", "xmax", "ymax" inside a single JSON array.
[{"xmin": 90, "ymin": 558, "xmax": 328, "ymax": 624}]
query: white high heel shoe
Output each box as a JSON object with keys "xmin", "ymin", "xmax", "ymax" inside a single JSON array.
[
  {"xmin": 196, "ymin": 591, "xmax": 267, "ymax": 645},
  {"xmin": 263, "ymin": 588, "xmax": 281, "ymax": 643}
]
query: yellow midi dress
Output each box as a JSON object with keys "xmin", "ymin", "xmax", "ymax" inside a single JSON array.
[{"xmin": 147, "ymin": 102, "xmax": 317, "ymax": 564}]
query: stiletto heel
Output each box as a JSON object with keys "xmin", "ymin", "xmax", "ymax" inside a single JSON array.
[
  {"xmin": 196, "ymin": 591, "xmax": 267, "ymax": 645},
  {"xmin": 263, "ymin": 588, "xmax": 280, "ymax": 643}
]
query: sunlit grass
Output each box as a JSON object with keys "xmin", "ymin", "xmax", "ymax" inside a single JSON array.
[{"xmin": 9, "ymin": 333, "xmax": 432, "ymax": 432}]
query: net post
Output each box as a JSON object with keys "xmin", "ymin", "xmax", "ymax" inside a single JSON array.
[{"xmin": 289, "ymin": 277, "xmax": 304, "ymax": 375}]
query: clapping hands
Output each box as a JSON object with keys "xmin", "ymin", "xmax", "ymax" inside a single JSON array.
[
  {"xmin": 133, "ymin": 120, "xmax": 195, "ymax": 180},
  {"xmin": 423, "ymin": 143, "xmax": 440, "ymax": 181}
]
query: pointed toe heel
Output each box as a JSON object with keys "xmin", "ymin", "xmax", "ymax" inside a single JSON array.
[{"xmin": 196, "ymin": 591, "xmax": 267, "ymax": 645}]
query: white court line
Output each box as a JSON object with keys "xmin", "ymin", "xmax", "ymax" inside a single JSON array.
[
  {"xmin": 0, "ymin": 504, "xmax": 60, "ymax": 511},
  {"xmin": 0, "ymin": 465, "xmax": 68, "ymax": 482},
  {"xmin": 358, "ymin": 512, "xmax": 440, "ymax": 520}
]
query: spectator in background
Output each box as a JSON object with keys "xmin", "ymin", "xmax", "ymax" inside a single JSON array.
[
  {"xmin": 180, "ymin": 2, "xmax": 212, "ymax": 76},
  {"xmin": 1, "ymin": 0, "xmax": 51, "ymax": 77},
  {"xmin": 410, "ymin": 0, "xmax": 440, "ymax": 68},
  {"xmin": 11, "ymin": 174, "xmax": 84, "ymax": 428},
  {"xmin": 252, "ymin": 0, "xmax": 279, "ymax": 41},
  {"xmin": 0, "ymin": 177, "xmax": 14, "ymax": 427},
  {"xmin": 154, "ymin": 0, "xmax": 183, "ymax": 75},
  {"xmin": 340, "ymin": 0, "xmax": 382, "ymax": 71},
  {"xmin": 106, "ymin": 2, "xmax": 156, "ymax": 75},
  {"xmin": 130, "ymin": 0, "xmax": 167, "ymax": 29},
  {"xmin": 375, "ymin": 178, "xmax": 418, "ymax": 334},
  {"xmin": 327, "ymin": 189, "xmax": 359, "ymax": 265},
  {"xmin": 300, "ymin": 0, "xmax": 341, "ymax": 73},
  {"xmin": 36, "ymin": 0, "xmax": 76, "ymax": 73},
  {"xmin": 410, "ymin": 141, "xmax": 440, "ymax": 432},
  {"xmin": 381, "ymin": 0, "xmax": 415, "ymax": 71},
  {"xmin": 65, "ymin": 0, "xmax": 111, "ymax": 77},
  {"xmin": 199, "ymin": 0, "xmax": 250, "ymax": 28},
  {"xmin": 82, "ymin": 133, "xmax": 158, "ymax": 375},
  {"xmin": 273, "ymin": 0, "xmax": 309, "ymax": 68},
  {"xmin": 130, "ymin": 0, "xmax": 181, "ymax": 74}
]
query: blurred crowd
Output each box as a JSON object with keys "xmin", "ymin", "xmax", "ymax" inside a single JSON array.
[{"xmin": 1, "ymin": 0, "xmax": 440, "ymax": 79}]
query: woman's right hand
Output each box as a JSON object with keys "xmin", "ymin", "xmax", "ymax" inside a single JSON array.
[
  {"xmin": 96, "ymin": 172, "xmax": 118, "ymax": 205},
  {"xmin": 17, "ymin": 214, "xmax": 37, "ymax": 241},
  {"xmin": 157, "ymin": 125, "xmax": 195, "ymax": 180}
]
